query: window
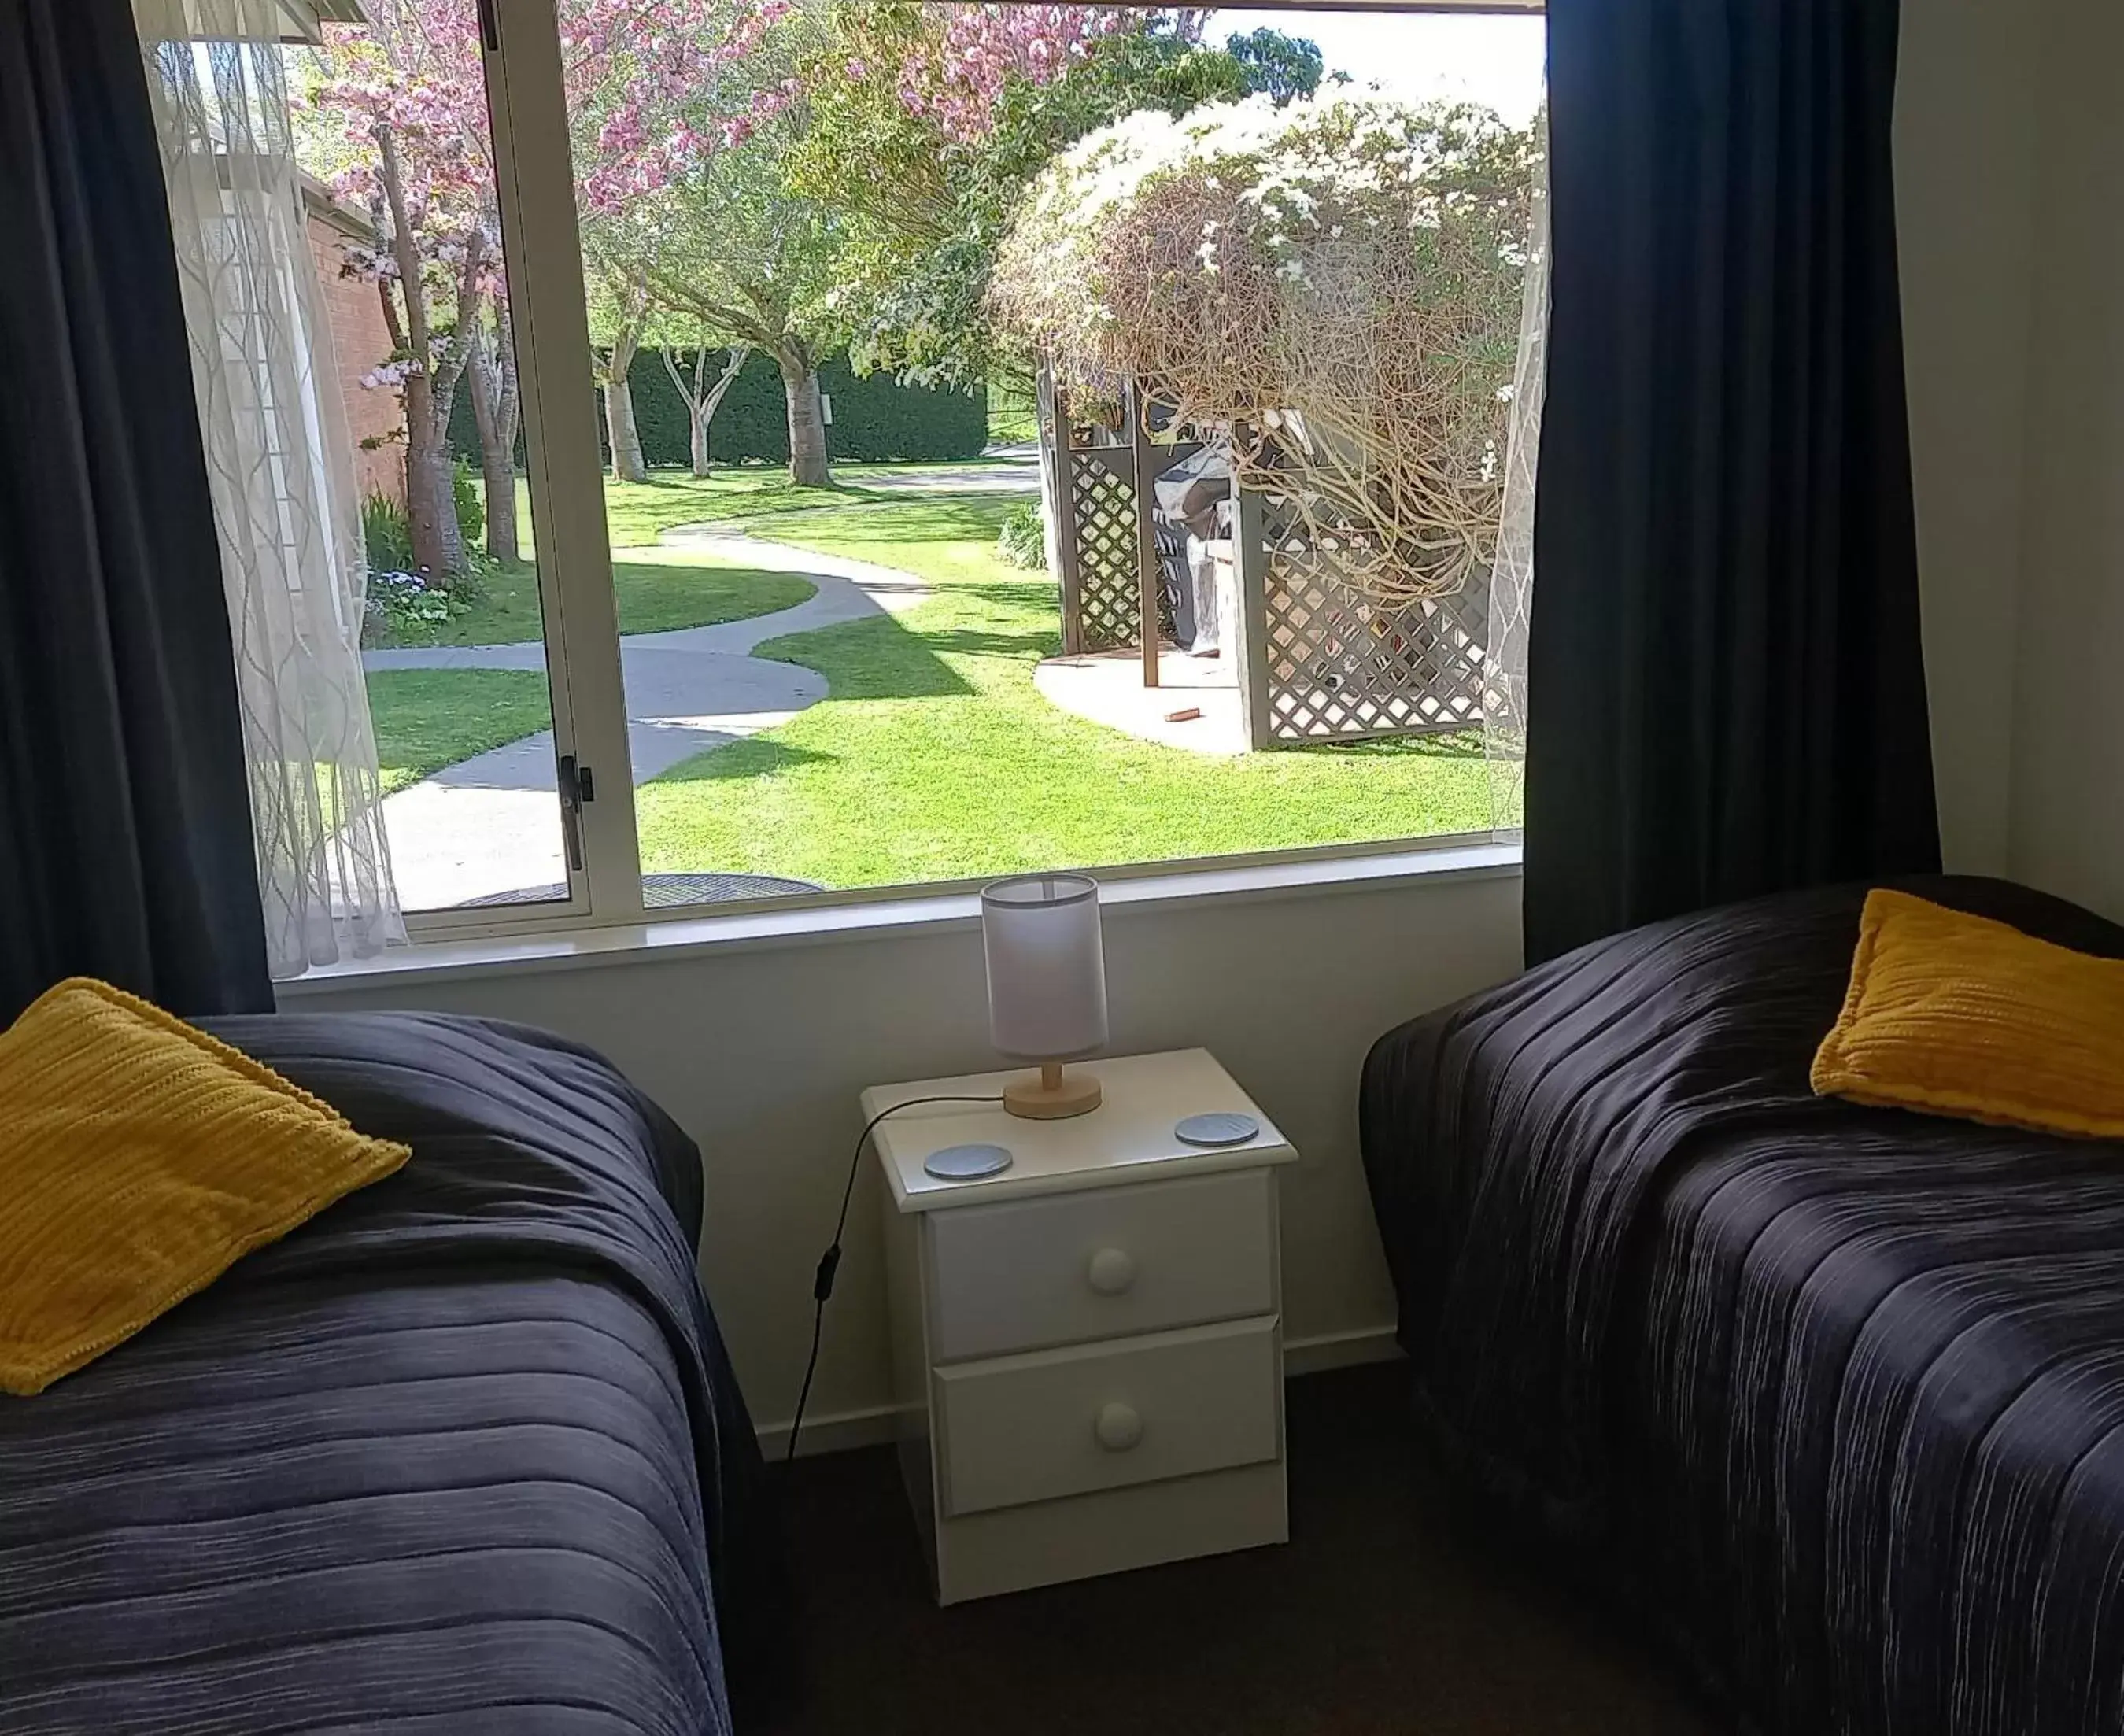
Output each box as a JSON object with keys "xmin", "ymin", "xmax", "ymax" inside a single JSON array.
[{"xmin": 223, "ymin": 1, "xmax": 1547, "ymax": 947}]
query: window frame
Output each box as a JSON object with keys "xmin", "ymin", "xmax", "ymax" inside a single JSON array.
[
  {"xmin": 402, "ymin": 0, "xmax": 1542, "ymax": 947},
  {"xmin": 395, "ymin": 0, "xmax": 644, "ymax": 943}
]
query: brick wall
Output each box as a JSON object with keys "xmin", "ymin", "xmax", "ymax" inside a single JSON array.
[{"xmin": 307, "ymin": 214, "xmax": 404, "ymax": 506}]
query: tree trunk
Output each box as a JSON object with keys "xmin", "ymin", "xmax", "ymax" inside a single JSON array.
[
  {"xmin": 402, "ymin": 421, "xmax": 460, "ymax": 582},
  {"xmin": 477, "ymin": 420, "xmax": 518, "ymax": 564},
  {"xmin": 465, "ymin": 338, "xmax": 519, "ymax": 564},
  {"xmin": 489, "ymin": 306, "xmax": 522, "ymax": 560},
  {"xmin": 689, "ymin": 403, "xmax": 711, "ymax": 477},
  {"xmin": 663, "ymin": 342, "xmax": 748, "ymax": 478},
  {"xmin": 604, "ymin": 374, "xmax": 648, "ymax": 484},
  {"xmin": 398, "ymin": 386, "xmax": 462, "ymax": 582},
  {"xmin": 780, "ymin": 353, "xmax": 831, "ymax": 487},
  {"xmin": 375, "ymin": 120, "xmax": 460, "ymax": 582},
  {"xmin": 677, "ymin": 348, "xmax": 711, "ymax": 478},
  {"xmin": 427, "ymin": 377, "xmax": 469, "ymax": 580}
]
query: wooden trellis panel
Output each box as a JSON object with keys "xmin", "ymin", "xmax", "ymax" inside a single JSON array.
[
  {"xmin": 1046, "ymin": 374, "xmax": 1196, "ymax": 659},
  {"xmin": 1068, "ymin": 447, "xmax": 1144, "ymax": 653},
  {"xmin": 1254, "ymin": 490, "xmax": 1489, "ymax": 743}
]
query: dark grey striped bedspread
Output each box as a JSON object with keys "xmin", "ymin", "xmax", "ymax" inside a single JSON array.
[
  {"xmin": 0, "ymin": 1011, "xmax": 772, "ymax": 1735},
  {"xmin": 1361, "ymin": 877, "xmax": 2124, "ymax": 1736}
]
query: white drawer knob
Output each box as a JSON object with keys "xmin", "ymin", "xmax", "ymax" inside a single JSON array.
[
  {"xmin": 1086, "ymin": 1247, "xmax": 1137, "ymax": 1295},
  {"xmin": 1094, "ymin": 1401, "xmax": 1143, "ymax": 1453}
]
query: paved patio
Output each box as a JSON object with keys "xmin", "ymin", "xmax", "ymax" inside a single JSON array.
[{"xmin": 1032, "ymin": 646, "xmax": 1247, "ymax": 755}]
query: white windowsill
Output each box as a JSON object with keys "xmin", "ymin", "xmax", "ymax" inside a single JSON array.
[{"xmin": 274, "ymin": 838, "xmax": 1523, "ymax": 999}]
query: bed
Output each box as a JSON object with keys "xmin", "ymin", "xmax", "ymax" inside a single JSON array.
[
  {"xmin": 1361, "ymin": 876, "xmax": 2124, "ymax": 1736},
  {"xmin": 0, "ymin": 1011, "xmax": 778, "ymax": 1735}
]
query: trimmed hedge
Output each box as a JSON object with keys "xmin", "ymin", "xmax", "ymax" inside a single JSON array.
[{"xmin": 448, "ymin": 349, "xmax": 988, "ymax": 469}]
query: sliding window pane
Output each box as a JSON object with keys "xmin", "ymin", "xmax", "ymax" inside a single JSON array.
[{"xmin": 288, "ymin": 1, "xmax": 574, "ymax": 913}]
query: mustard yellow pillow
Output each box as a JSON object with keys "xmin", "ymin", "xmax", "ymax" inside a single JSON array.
[
  {"xmin": 1812, "ymin": 888, "xmax": 2124, "ymax": 1139},
  {"xmin": 0, "ymin": 978, "xmax": 409, "ymax": 1395}
]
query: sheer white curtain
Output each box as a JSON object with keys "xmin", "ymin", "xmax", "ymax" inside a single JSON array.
[
  {"xmin": 137, "ymin": 0, "xmax": 403, "ymax": 973},
  {"xmin": 1486, "ymin": 112, "xmax": 1550, "ymax": 836}
]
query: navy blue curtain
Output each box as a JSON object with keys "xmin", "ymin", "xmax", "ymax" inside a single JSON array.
[
  {"xmin": 1524, "ymin": 0, "xmax": 1941, "ymax": 964},
  {"xmin": 0, "ymin": 0, "xmax": 271, "ymax": 1021}
]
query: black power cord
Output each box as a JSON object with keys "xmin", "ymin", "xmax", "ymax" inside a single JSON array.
[{"xmin": 785, "ymin": 1095, "xmax": 1004, "ymax": 1464}]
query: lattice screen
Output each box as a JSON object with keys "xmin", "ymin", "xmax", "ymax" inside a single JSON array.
[
  {"xmin": 1068, "ymin": 449, "xmax": 1142, "ymax": 652},
  {"xmin": 1258, "ymin": 493, "xmax": 1489, "ymax": 743}
]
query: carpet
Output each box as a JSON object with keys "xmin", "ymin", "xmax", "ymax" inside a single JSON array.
[{"xmin": 759, "ymin": 1362, "xmax": 1721, "ymax": 1735}]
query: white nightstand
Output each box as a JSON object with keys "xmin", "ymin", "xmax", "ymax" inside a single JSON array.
[{"xmin": 863, "ymin": 1047, "xmax": 1298, "ymax": 1605}]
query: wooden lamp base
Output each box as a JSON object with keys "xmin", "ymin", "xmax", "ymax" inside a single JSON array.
[{"xmin": 1003, "ymin": 1061, "xmax": 1103, "ymax": 1120}]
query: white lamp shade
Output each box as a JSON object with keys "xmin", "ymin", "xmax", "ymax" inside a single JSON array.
[{"xmin": 981, "ymin": 874, "xmax": 1109, "ymax": 1062}]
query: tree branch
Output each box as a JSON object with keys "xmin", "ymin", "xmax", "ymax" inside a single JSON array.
[
  {"xmin": 375, "ymin": 123, "xmax": 430, "ymax": 371},
  {"xmin": 658, "ymin": 343, "xmax": 695, "ymax": 407},
  {"xmin": 375, "ymin": 271, "xmax": 406, "ymax": 358},
  {"xmin": 646, "ymin": 271, "xmax": 781, "ymax": 352},
  {"xmin": 427, "ymin": 222, "xmax": 486, "ymax": 416}
]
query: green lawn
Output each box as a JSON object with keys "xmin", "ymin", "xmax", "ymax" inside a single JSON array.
[
  {"xmin": 633, "ymin": 493, "xmax": 1493, "ymax": 888},
  {"xmin": 358, "ymin": 466, "xmax": 940, "ymax": 785},
  {"xmin": 368, "ymin": 553, "xmax": 815, "ymax": 648},
  {"xmin": 452, "ymin": 465, "xmax": 1007, "ymax": 569},
  {"xmin": 593, "ymin": 470, "xmax": 868, "ymax": 547},
  {"xmin": 516, "ymin": 464, "xmax": 992, "ymax": 552},
  {"xmin": 368, "ymin": 668, "xmax": 552, "ymax": 795},
  {"xmin": 368, "ymin": 471, "xmax": 1494, "ymax": 884}
]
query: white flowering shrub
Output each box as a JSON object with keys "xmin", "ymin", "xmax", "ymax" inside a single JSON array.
[
  {"xmin": 364, "ymin": 567, "xmax": 461, "ymax": 641},
  {"xmin": 991, "ymin": 93, "xmax": 1539, "ymax": 600}
]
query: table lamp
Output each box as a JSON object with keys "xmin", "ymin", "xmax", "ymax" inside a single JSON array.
[{"xmin": 981, "ymin": 873, "xmax": 1108, "ymax": 1119}]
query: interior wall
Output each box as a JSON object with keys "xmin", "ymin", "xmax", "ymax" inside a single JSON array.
[
  {"xmin": 1893, "ymin": 0, "xmax": 2043, "ymax": 879},
  {"xmin": 286, "ymin": 870, "xmax": 1522, "ymax": 1443},
  {"xmin": 2004, "ymin": 0, "xmax": 2124, "ymax": 922},
  {"xmin": 1897, "ymin": 0, "xmax": 2122, "ymax": 920},
  {"xmin": 278, "ymin": 0, "xmax": 2112, "ymax": 1450}
]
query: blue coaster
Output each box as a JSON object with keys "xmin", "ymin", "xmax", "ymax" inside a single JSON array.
[
  {"xmin": 1175, "ymin": 1112, "xmax": 1260, "ymax": 1148},
  {"xmin": 924, "ymin": 1142, "xmax": 1014, "ymax": 1180}
]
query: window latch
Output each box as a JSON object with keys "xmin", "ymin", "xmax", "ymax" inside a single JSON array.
[
  {"xmin": 558, "ymin": 755, "xmax": 597, "ymax": 807},
  {"xmin": 558, "ymin": 754, "xmax": 593, "ymax": 873}
]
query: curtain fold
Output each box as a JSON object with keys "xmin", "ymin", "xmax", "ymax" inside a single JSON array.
[
  {"xmin": 0, "ymin": 0, "xmax": 272, "ymax": 1023},
  {"xmin": 1524, "ymin": 0, "xmax": 1941, "ymax": 963},
  {"xmin": 137, "ymin": 0, "xmax": 404, "ymax": 975}
]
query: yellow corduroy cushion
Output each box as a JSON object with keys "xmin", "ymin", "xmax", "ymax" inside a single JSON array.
[
  {"xmin": 1812, "ymin": 888, "xmax": 2124, "ymax": 1139},
  {"xmin": 0, "ymin": 978, "xmax": 409, "ymax": 1395}
]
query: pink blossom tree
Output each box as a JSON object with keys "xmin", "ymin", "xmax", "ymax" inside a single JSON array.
[
  {"xmin": 298, "ymin": 0, "xmax": 501, "ymax": 578},
  {"xmin": 300, "ymin": 2, "xmax": 1209, "ymax": 523},
  {"xmin": 563, "ymin": 0, "xmax": 783, "ymax": 483},
  {"xmin": 892, "ymin": 4, "xmax": 1140, "ymax": 144},
  {"xmin": 303, "ymin": 0, "xmax": 833, "ymax": 513},
  {"xmin": 578, "ymin": 1, "xmax": 848, "ymax": 486}
]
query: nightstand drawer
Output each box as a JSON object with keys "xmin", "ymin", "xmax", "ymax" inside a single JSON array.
[
  {"xmin": 926, "ymin": 1168, "xmax": 1273, "ymax": 1362},
  {"xmin": 935, "ymin": 1316, "xmax": 1280, "ymax": 1516}
]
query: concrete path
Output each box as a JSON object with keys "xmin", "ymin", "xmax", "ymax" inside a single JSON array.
[
  {"xmin": 366, "ymin": 530, "xmax": 929, "ymax": 910},
  {"xmin": 846, "ymin": 452, "xmax": 1039, "ymax": 495}
]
